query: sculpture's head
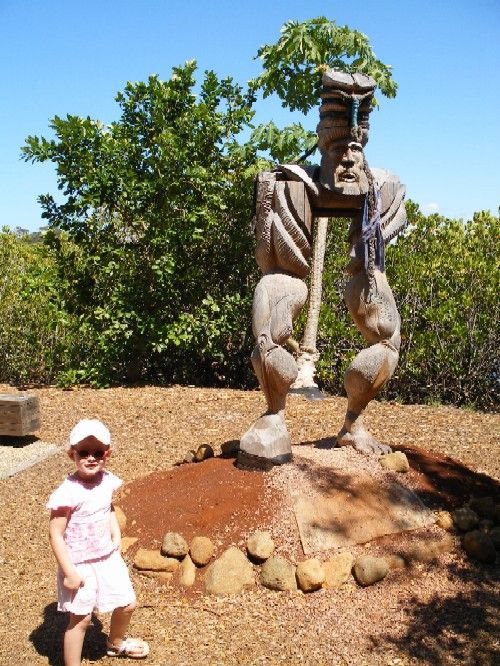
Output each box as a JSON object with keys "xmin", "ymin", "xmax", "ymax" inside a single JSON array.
[
  {"xmin": 316, "ymin": 70, "xmax": 376, "ymax": 195},
  {"xmin": 317, "ymin": 137, "xmax": 369, "ymax": 195}
]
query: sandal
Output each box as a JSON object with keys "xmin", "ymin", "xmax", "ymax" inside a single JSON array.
[{"xmin": 106, "ymin": 637, "xmax": 150, "ymax": 658}]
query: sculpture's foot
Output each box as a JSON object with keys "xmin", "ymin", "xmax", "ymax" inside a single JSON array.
[
  {"xmin": 336, "ymin": 426, "xmax": 392, "ymax": 456},
  {"xmin": 238, "ymin": 413, "xmax": 292, "ymax": 466}
]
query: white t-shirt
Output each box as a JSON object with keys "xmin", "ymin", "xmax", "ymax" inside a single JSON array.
[{"xmin": 47, "ymin": 470, "xmax": 122, "ymax": 564}]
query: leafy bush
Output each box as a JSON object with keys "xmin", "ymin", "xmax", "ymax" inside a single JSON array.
[
  {"xmin": 15, "ymin": 19, "xmax": 498, "ymax": 407},
  {"xmin": 312, "ymin": 205, "xmax": 499, "ymax": 410},
  {"xmin": 387, "ymin": 205, "xmax": 499, "ymax": 409},
  {"xmin": 0, "ymin": 228, "xmax": 82, "ymax": 385}
]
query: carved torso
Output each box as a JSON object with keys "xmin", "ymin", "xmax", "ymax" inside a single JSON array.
[{"xmin": 252, "ymin": 164, "xmax": 407, "ymax": 278}]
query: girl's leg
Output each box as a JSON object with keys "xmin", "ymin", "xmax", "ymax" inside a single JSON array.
[
  {"xmin": 99, "ymin": 553, "xmax": 147, "ymax": 656},
  {"xmin": 108, "ymin": 601, "xmax": 144, "ymax": 653},
  {"xmin": 64, "ymin": 613, "xmax": 92, "ymax": 666}
]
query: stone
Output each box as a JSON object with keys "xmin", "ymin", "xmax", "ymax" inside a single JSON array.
[
  {"xmin": 194, "ymin": 444, "xmax": 214, "ymax": 462},
  {"xmin": 386, "ymin": 554, "xmax": 406, "ymax": 570},
  {"xmin": 161, "ymin": 531, "xmax": 188, "ymax": 558},
  {"xmin": 379, "ymin": 452, "xmax": 410, "ymax": 473},
  {"xmin": 239, "ymin": 413, "xmax": 293, "ymax": 464},
  {"xmin": 133, "ymin": 548, "xmax": 180, "ymax": 572},
  {"xmin": 204, "ymin": 546, "xmax": 255, "ymax": 596},
  {"xmin": 435, "ymin": 510, "xmax": 454, "ymax": 531},
  {"xmin": 489, "ymin": 526, "xmax": 500, "ymax": 549},
  {"xmin": 178, "ymin": 554, "xmax": 196, "ymax": 587},
  {"xmin": 408, "ymin": 535, "xmax": 455, "ymax": 563},
  {"xmin": 120, "ymin": 536, "xmax": 138, "ymax": 554},
  {"xmin": 260, "ymin": 556, "xmax": 297, "ymax": 591},
  {"xmin": 322, "ymin": 552, "xmax": 354, "ymax": 587},
  {"xmin": 190, "ymin": 536, "xmax": 215, "ymax": 566},
  {"xmin": 183, "ymin": 450, "xmax": 196, "ymax": 463},
  {"xmin": 246, "ymin": 531, "xmax": 275, "ymax": 561},
  {"xmin": 462, "ymin": 531, "xmax": 496, "ymax": 564},
  {"xmin": 452, "ymin": 507, "xmax": 480, "ymax": 532},
  {"xmin": 353, "ymin": 555, "xmax": 389, "ymax": 586},
  {"xmin": 296, "ymin": 558, "xmax": 325, "ymax": 592},
  {"xmin": 221, "ymin": 440, "xmax": 240, "ymax": 457},
  {"xmin": 138, "ymin": 570, "xmax": 173, "ymax": 584},
  {"xmin": 114, "ymin": 505, "xmax": 127, "ymax": 532},
  {"xmin": 468, "ymin": 497, "xmax": 496, "ymax": 520},
  {"xmin": 479, "ymin": 519, "xmax": 495, "ymax": 532}
]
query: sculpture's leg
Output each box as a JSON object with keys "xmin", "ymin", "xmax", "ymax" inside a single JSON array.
[
  {"xmin": 337, "ymin": 269, "xmax": 400, "ymax": 454},
  {"xmin": 240, "ymin": 273, "xmax": 308, "ymax": 463}
]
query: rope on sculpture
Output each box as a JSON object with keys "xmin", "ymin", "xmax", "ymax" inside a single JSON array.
[{"xmin": 362, "ymin": 160, "xmax": 385, "ymax": 303}]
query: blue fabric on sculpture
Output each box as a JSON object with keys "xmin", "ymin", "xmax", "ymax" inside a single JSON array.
[{"xmin": 355, "ymin": 185, "xmax": 385, "ymax": 272}]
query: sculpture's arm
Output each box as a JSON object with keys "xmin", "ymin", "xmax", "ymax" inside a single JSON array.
[
  {"xmin": 371, "ymin": 168, "xmax": 407, "ymax": 242},
  {"xmin": 253, "ymin": 171, "xmax": 312, "ymax": 278}
]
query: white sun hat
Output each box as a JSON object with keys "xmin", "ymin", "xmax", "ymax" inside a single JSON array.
[{"xmin": 69, "ymin": 419, "xmax": 112, "ymax": 448}]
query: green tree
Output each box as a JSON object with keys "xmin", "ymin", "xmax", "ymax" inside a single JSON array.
[
  {"xmin": 387, "ymin": 205, "xmax": 499, "ymax": 409},
  {"xmin": 22, "ymin": 63, "xmax": 261, "ymax": 385},
  {"xmin": 20, "ymin": 17, "xmax": 496, "ymax": 411},
  {"xmin": 251, "ymin": 16, "xmax": 397, "ymax": 115},
  {"xmin": 17, "ymin": 17, "xmax": 400, "ymax": 389},
  {"xmin": 248, "ymin": 17, "xmax": 398, "ymax": 164}
]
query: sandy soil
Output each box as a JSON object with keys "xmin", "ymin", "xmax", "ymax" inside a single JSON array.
[{"xmin": 0, "ymin": 384, "xmax": 498, "ymax": 666}]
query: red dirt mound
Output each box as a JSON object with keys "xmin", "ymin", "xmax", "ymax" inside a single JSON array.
[{"xmin": 119, "ymin": 456, "xmax": 283, "ymax": 552}]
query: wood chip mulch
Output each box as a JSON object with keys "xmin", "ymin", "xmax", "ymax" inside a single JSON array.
[{"xmin": 0, "ymin": 384, "xmax": 498, "ymax": 666}]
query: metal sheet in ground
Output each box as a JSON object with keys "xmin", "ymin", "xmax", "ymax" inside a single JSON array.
[{"xmin": 294, "ymin": 472, "xmax": 434, "ymax": 554}]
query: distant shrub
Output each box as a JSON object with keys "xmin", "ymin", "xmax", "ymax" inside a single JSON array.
[
  {"xmin": 2, "ymin": 203, "xmax": 498, "ymax": 411},
  {"xmin": 0, "ymin": 227, "xmax": 83, "ymax": 386},
  {"xmin": 387, "ymin": 205, "xmax": 499, "ymax": 409},
  {"xmin": 312, "ymin": 204, "xmax": 499, "ymax": 410}
]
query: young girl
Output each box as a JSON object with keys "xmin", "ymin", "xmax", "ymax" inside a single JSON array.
[{"xmin": 47, "ymin": 419, "xmax": 149, "ymax": 664}]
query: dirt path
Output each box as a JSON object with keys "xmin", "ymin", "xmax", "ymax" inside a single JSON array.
[{"xmin": 0, "ymin": 385, "xmax": 498, "ymax": 665}]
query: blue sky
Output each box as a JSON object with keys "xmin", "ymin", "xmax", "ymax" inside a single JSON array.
[{"xmin": 1, "ymin": 0, "xmax": 499, "ymax": 232}]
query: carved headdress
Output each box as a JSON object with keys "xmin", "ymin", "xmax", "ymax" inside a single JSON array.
[{"xmin": 316, "ymin": 70, "xmax": 376, "ymax": 149}]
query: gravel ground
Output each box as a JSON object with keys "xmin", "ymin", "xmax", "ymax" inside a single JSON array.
[{"xmin": 0, "ymin": 384, "xmax": 498, "ymax": 666}]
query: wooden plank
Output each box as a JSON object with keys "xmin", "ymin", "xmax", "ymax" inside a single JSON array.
[
  {"xmin": 283, "ymin": 180, "xmax": 313, "ymax": 236},
  {"xmin": 312, "ymin": 190, "xmax": 364, "ymax": 216}
]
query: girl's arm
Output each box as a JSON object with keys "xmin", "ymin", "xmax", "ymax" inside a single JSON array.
[
  {"xmin": 110, "ymin": 503, "xmax": 121, "ymax": 550},
  {"xmin": 49, "ymin": 508, "xmax": 84, "ymax": 591}
]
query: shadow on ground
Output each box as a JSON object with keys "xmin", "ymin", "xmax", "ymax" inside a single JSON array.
[
  {"xmin": 29, "ymin": 602, "xmax": 107, "ymax": 666},
  {"xmin": 302, "ymin": 437, "xmax": 500, "ymax": 509},
  {"xmin": 396, "ymin": 444, "xmax": 500, "ymax": 509},
  {"xmin": 377, "ymin": 561, "xmax": 500, "ymax": 665},
  {"xmin": 0, "ymin": 435, "xmax": 39, "ymax": 447}
]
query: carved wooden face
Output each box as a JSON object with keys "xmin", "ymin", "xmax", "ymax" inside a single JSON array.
[{"xmin": 319, "ymin": 139, "xmax": 369, "ymax": 195}]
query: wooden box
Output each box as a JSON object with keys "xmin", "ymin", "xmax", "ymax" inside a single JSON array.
[{"xmin": 0, "ymin": 394, "xmax": 41, "ymax": 436}]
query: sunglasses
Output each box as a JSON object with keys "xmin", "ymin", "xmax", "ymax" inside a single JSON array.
[{"xmin": 75, "ymin": 449, "xmax": 107, "ymax": 460}]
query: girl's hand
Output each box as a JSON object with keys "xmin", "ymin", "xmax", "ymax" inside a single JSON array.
[{"xmin": 63, "ymin": 571, "xmax": 84, "ymax": 591}]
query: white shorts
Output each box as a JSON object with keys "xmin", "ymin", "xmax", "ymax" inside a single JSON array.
[{"xmin": 57, "ymin": 549, "xmax": 136, "ymax": 615}]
